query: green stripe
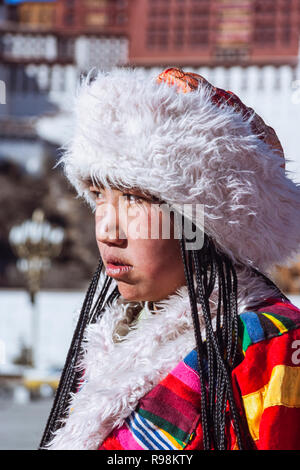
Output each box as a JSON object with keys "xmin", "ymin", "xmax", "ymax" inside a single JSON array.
[
  {"xmin": 237, "ymin": 306, "xmax": 298, "ymax": 356},
  {"xmin": 238, "ymin": 316, "xmax": 252, "ymax": 353},
  {"xmin": 138, "ymin": 408, "xmax": 188, "ymax": 444}
]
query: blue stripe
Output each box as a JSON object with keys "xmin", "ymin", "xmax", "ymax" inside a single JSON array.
[
  {"xmin": 129, "ymin": 413, "xmax": 167, "ymax": 450},
  {"xmin": 183, "ymin": 348, "xmax": 198, "ymax": 371},
  {"xmin": 240, "ymin": 311, "xmax": 265, "ymax": 344},
  {"xmin": 137, "ymin": 413, "xmax": 174, "ymax": 450},
  {"xmin": 125, "ymin": 416, "xmax": 156, "ymax": 450},
  {"xmin": 183, "ymin": 348, "xmax": 208, "ymax": 379}
]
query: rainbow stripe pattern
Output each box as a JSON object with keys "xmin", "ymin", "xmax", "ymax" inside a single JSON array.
[{"xmin": 99, "ymin": 297, "xmax": 300, "ymax": 450}]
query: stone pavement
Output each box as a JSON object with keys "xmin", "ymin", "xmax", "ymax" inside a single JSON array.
[{"xmin": 0, "ymin": 397, "xmax": 53, "ymax": 450}]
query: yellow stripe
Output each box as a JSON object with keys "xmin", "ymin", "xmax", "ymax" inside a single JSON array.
[
  {"xmin": 160, "ymin": 428, "xmax": 184, "ymax": 449},
  {"xmin": 261, "ymin": 312, "xmax": 288, "ymax": 334},
  {"xmin": 242, "ymin": 365, "xmax": 300, "ymax": 441}
]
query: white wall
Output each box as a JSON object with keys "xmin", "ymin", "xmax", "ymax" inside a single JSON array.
[{"xmin": 0, "ymin": 290, "xmax": 85, "ymax": 370}]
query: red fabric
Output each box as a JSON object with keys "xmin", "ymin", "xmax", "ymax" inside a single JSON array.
[
  {"xmin": 184, "ymin": 416, "xmax": 204, "ymax": 450},
  {"xmin": 161, "ymin": 372, "xmax": 201, "ymax": 408},
  {"xmin": 256, "ymin": 406, "xmax": 300, "ymax": 450},
  {"xmin": 233, "ymin": 329, "xmax": 300, "ymax": 395},
  {"xmin": 186, "ymin": 329, "xmax": 300, "ymax": 450},
  {"xmin": 98, "ymin": 307, "xmax": 300, "ymax": 451},
  {"xmin": 99, "ymin": 434, "xmax": 124, "ymax": 450}
]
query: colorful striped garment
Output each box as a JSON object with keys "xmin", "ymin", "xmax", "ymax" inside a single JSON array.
[{"xmin": 99, "ymin": 297, "xmax": 300, "ymax": 450}]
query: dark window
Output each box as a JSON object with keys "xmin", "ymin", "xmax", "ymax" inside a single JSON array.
[
  {"xmin": 281, "ymin": 28, "xmax": 291, "ymax": 44},
  {"xmin": 253, "ymin": 27, "xmax": 276, "ymax": 44},
  {"xmin": 187, "ymin": 30, "xmax": 209, "ymax": 45},
  {"xmin": 116, "ymin": 12, "xmax": 127, "ymax": 24},
  {"xmin": 215, "ymin": 47, "xmax": 249, "ymax": 63},
  {"xmin": 255, "ymin": 0, "xmax": 276, "ymax": 13},
  {"xmin": 146, "ymin": 31, "xmax": 168, "ymax": 49}
]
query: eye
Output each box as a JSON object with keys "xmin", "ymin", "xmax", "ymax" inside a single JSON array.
[
  {"xmin": 91, "ymin": 189, "xmax": 104, "ymax": 201},
  {"xmin": 123, "ymin": 193, "xmax": 145, "ymax": 204},
  {"xmin": 96, "ymin": 192, "xmax": 103, "ymax": 199}
]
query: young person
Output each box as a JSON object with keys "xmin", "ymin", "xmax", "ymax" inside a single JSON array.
[{"xmin": 40, "ymin": 67, "xmax": 300, "ymax": 450}]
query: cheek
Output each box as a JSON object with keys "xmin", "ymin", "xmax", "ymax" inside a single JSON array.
[
  {"xmin": 98, "ymin": 241, "xmax": 105, "ymax": 258},
  {"xmin": 128, "ymin": 203, "xmax": 173, "ymax": 241},
  {"xmin": 128, "ymin": 207, "xmax": 184, "ymax": 279},
  {"xmin": 133, "ymin": 238, "xmax": 184, "ymax": 281}
]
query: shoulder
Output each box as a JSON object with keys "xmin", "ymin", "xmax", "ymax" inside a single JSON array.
[
  {"xmin": 233, "ymin": 296, "xmax": 300, "ymax": 402},
  {"xmin": 238, "ymin": 297, "xmax": 300, "ymax": 355},
  {"xmin": 233, "ymin": 298, "xmax": 300, "ymax": 449}
]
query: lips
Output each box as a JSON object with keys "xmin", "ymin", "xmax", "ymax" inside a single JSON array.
[
  {"xmin": 105, "ymin": 256, "xmax": 132, "ymax": 267},
  {"xmin": 104, "ymin": 255, "xmax": 133, "ymax": 278}
]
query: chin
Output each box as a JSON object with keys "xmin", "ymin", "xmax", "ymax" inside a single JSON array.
[
  {"xmin": 117, "ymin": 283, "xmax": 167, "ymax": 302},
  {"xmin": 117, "ymin": 283, "xmax": 144, "ymax": 302}
]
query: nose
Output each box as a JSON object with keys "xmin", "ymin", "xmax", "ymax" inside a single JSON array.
[{"xmin": 95, "ymin": 201, "xmax": 127, "ymax": 247}]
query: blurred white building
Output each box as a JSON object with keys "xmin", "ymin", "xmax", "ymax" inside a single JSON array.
[{"xmin": 0, "ymin": 289, "xmax": 84, "ymax": 369}]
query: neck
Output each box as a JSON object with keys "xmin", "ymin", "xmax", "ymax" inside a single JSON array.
[{"xmin": 151, "ymin": 263, "xmax": 286, "ymax": 332}]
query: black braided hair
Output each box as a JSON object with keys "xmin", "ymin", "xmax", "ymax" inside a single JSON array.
[
  {"xmin": 39, "ymin": 226, "xmax": 290, "ymax": 450},
  {"xmin": 179, "ymin": 226, "xmax": 290, "ymax": 450},
  {"xmin": 39, "ymin": 259, "xmax": 120, "ymax": 449}
]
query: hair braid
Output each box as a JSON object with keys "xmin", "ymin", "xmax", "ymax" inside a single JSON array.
[
  {"xmin": 179, "ymin": 220, "xmax": 291, "ymax": 450},
  {"xmin": 179, "ymin": 237, "xmax": 211, "ymax": 450},
  {"xmin": 40, "ymin": 220, "xmax": 290, "ymax": 450},
  {"xmin": 181, "ymin": 230, "xmax": 246, "ymax": 449},
  {"xmin": 39, "ymin": 258, "xmax": 120, "ymax": 449}
]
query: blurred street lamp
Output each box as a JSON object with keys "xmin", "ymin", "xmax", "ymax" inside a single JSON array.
[{"xmin": 8, "ymin": 209, "xmax": 64, "ymax": 369}]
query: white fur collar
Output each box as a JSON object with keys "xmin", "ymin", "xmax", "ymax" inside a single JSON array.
[{"xmin": 45, "ymin": 266, "xmax": 282, "ymax": 450}]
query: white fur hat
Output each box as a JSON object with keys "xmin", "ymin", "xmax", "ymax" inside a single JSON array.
[{"xmin": 58, "ymin": 66, "xmax": 300, "ymax": 271}]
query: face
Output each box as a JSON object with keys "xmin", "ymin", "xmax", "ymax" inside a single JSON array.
[{"xmin": 90, "ymin": 184, "xmax": 186, "ymax": 302}]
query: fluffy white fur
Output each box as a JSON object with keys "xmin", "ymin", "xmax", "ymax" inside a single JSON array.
[
  {"xmin": 45, "ymin": 266, "xmax": 282, "ymax": 450},
  {"xmin": 48, "ymin": 66, "xmax": 300, "ymax": 450},
  {"xmin": 58, "ymin": 66, "xmax": 300, "ymax": 271}
]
